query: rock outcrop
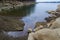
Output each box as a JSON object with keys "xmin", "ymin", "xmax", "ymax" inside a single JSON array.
[
  {"xmin": 28, "ymin": 4, "xmax": 60, "ymax": 40},
  {"xmin": 47, "ymin": 5, "xmax": 60, "ymax": 17},
  {"xmin": 50, "ymin": 17, "xmax": 60, "ymax": 29},
  {"xmin": 28, "ymin": 28, "xmax": 60, "ymax": 40}
]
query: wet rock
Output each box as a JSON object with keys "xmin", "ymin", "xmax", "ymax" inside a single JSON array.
[
  {"xmin": 47, "ymin": 10, "xmax": 58, "ymax": 14},
  {"xmin": 47, "ymin": 10, "xmax": 60, "ymax": 17},
  {"xmin": 28, "ymin": 28, "xmax": 60, "ymax": 40},
  {"xmin": 45, "ymin": 16, "xmax": 57, "ymax": 22},
  {"xmin": 0, "ymin": 15, "xmax": 25, "ymax": 31},
  {"xmin": 47, "ymin": 10, "xmax": 56, "ymax": 14}
]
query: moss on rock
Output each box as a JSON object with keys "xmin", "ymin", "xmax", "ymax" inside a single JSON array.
[{"xmin": 0, "ymin": 15, "xmax": 25, "ymax": 31}]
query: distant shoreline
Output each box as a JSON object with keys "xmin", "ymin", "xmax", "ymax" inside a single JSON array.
[
  {"xmin": 36, "ymin": 2, "xmax": 60, "ymax": 3},
  {"xmin": 0, "ymin": 2, "xmax": 36, "ymax": 11}
]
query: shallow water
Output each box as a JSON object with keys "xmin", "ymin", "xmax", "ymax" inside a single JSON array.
[{"xmin": 7, "ymin": 3, "xmax": 60, "ymax": 38}]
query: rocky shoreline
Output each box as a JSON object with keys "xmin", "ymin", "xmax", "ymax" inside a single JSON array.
[
  {"xmin": 0, "ymin": 1, "xmax": 36, "ymax": 11},
  {"xmin": 33, "ymin": 4, "xmax": 60, "ymax": 31},
  {"xmin": 0, "ymin": 2, "xmax": 60, "ymax": 40},
  {"xmin": 28, "ymin": 4, "xmax": 60, "ymax": 40}
]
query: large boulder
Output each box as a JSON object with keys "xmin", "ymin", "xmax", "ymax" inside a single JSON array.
[
  {"xmin": 50, "ymin": 17, "xmax": 60, "ymax": 29},
  {"xmin": 28, "ymin": 28, "xmax": 60, "ymax": 40},
  {"xmin": 0, "ymin": 15, "xmax": 25, "ymax": 31},
  {"xmin": 28, "ymin": 18, "xmax": 60, "ymax": 40}
]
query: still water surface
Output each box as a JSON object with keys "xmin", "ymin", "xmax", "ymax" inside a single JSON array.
[{"xmin": 7, "ymin": 3, "xmax": 60, "ymax": 37}]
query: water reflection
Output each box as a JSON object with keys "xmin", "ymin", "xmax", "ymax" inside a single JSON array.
[
  {"xmin": 6, "ymin": 4, "xmax": 35, "ymax": 37},
  {"xmin": 0, "ymin": 4, "xmax": 35, "ymax": 17},
  {"xmin": 5, "ymin": 3, "xmax": 60, "ymax": 38}
]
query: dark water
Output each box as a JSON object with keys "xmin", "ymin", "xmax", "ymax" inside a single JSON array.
[{"xmin": 7, "ymin": 3, "xmax": 60, "ymax": 37}]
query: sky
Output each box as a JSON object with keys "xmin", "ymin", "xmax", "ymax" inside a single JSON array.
[{"xmin": 36, "ymin": 0, "xmax": 60, "ymax": 2}]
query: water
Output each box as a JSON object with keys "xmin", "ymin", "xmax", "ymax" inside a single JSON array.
[{"xmin": 7, "ymin": 3, "xmax": 60, "ymax": 37}]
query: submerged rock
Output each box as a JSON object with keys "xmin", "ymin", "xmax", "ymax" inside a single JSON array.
[{"xmin": 0, "ymin": 15, "xmax": 25, "ymax": 31}]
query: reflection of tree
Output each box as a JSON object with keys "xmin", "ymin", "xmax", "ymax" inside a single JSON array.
[
  {"xmin": 1, "ymin": 0, "xmax": 5, "ymax": 5},
  {"xmin": 17, "ymin": 0, "xmax": 36, "ymax": 2},
  {"xmin": 0, "ymin": 0, "xmax": 36, "ymax": 1},
  {"xmin": 0, "ymin": 4, "xmax": 35, "ymax": 17}
]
